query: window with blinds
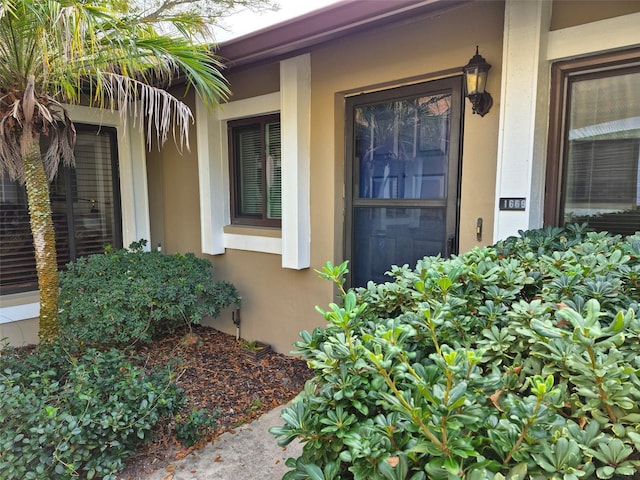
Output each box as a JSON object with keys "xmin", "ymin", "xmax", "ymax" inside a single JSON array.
[
  {"xmin": 0, "ymin": 124, "xmax": 122, "ymax": 294},
  {"xmin": 229, "ymin": 114, "xmax": 281, "ymax": 227},
  {"xmin": 546, "ymin": 49, "xmax": 640, "ymax": 236}
]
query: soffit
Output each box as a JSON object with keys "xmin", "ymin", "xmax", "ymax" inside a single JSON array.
[{"xmin": 216, "ymin": 0, "xmax": 474, "ymax": 70}]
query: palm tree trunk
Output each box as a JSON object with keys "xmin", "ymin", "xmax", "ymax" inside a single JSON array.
[{"xmin": 22, "ymin": 129, "xmax": 60, "ymax": 342}]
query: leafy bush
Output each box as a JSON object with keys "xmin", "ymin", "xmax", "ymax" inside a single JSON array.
[
  {"xmin": 175, "ymin": 408, "xmax": 220, "ymax": 448},
  {"xmin": 272, "ymin": 226, "xmax": 640, "ymax": 479},
  {"xmin": 0, "ymin": 343, "xmax": 184, "ymax": 479},
  {"xmin": 59, "ymin": 240, "xmax": 241, "ymax": 346}
]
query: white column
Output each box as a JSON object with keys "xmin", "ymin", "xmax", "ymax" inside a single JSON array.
[
  {"xmin": 124, "ymin": 113, "xmax": 151, "ymax": 246},
  {"xmin": 196, "ymin": 95, "xmax": 227, "ymax": 255},
  {"xmin": 280, "ymin": 54, "xmax": 311, "ymax": 269},
  {"xmin": 493, "ymin": 0, "xmax": 551, "ymax": 240}
]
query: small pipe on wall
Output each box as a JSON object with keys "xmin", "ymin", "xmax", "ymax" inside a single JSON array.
[{"xmin": 232, "ymin": 308, "xmax": 241, "ymax": 340}]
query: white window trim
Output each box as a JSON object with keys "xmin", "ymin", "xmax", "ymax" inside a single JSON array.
[
  {"xmin": 493, "ymin": 1, "xmax": 640, "ymax": 241},
  {"xmin": 0, "ymin": 105, "xmax": 149, "ymax": 324},
  {"xmin": 0, "ymin": 301, "xmax": 39, "ymax": 325},
  {"xmin": 197, "ymin": 53, "xmax": 311, "ymax": 269},
  {"xmin": 546, "ymin": 12, "xmax": 640, "ymax": 62}
]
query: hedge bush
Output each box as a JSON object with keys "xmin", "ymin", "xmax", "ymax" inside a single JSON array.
[
  {"xmin": 0, "ymin": 343, "xmax": 184, "ymax": 479},
  {"xmin": 272, "ymin": 226, "xmax": 640, "ymax": 480},
  {"xmin": 59, "ymin": 240, "xmax": 241, "ymax": 346}
]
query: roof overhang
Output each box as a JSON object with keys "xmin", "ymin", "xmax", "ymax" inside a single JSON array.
[{"xmin": 216, "ymin": 0, "xmax": 473, "ymax": 70}]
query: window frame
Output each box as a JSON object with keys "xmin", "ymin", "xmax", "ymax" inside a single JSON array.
[
  {"xmin": 228, "ymin": 113, "xmax": 282, "ymax": 228},
  {"xmin": 544, "ymin": 47, "xmax": 640, "ymax": 226}
]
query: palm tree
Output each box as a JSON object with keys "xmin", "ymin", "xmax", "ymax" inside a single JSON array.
[{"xmin": 0, "ymin": 0, "xmax": 231, "ymax": 342}]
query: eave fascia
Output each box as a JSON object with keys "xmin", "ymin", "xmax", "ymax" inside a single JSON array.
[{"xmin": 216, "ymin": 0, "xmax": 474, "ymax": 70}]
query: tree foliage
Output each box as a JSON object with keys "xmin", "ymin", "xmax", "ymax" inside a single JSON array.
[{"xmin": 132, "ymin": 0, "xmax": 278, "ymax": 40}]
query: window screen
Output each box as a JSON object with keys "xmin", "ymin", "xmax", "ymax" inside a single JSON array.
[{"xmin": 562, "ymin": 70, "xmax": 640, "ymax": 235}]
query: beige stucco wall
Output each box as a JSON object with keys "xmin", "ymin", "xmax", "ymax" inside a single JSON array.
[
  {"xmin": 550, "ymin": 0, "xmax": 640, "ymax": 30},
  {"xmin": 0, "ymin": 291, "xmax": 40, "ymax": 345},
  {"xmin": 147, "ymin": 91, "xmax": 202, "ymax": 254},
  {"xmin": 0, "ymin": 318, "xmax": 39, "ymax": 346}
]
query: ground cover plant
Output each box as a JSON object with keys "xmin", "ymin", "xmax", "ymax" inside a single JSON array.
[
  {"xmin": 58, "ymin": 240, "xmax": 241, "ymax": 346},
  {"xmin": 272, "ymin": 225, "xmax": 640, "ymax": 479},
  {"xmin": 0, "ymin": 343, "xmax": 185, "ymax": 479},
  {"xmin": 0, "ymin": 243, "xmax": 253, "ymax": 479},
  {"xmin": 0, "ymin": 326, "xmax": 312, "ymax": 480}
]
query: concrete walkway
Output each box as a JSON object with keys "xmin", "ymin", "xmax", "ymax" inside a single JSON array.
[{"xmin": 143, "ymin": 404, "xmax": 302, "ymax": 480}]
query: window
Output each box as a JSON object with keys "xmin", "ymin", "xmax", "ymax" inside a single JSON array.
[
  {"xmin": 0, "ymin": 124, "xmax": 122, "ymax": 294},
  {"xmin": 545, "ymin": 49, "xmax": 640, "ymax": 235},
  {"xmin": 228, "ymin": 114, "xmax": 281, "ymax": 227}
]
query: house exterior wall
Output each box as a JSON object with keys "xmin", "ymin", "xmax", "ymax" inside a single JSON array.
[
  {"xmin": 147, "ymin": 91, "xmax": 202, "ymax": 255},
  {"xmin": 306, "ymin": 0, "xmax": 504, "ymax": 253},
  {"xmin": 152, "ymin": 1, "xmax": 506, "ymax": 353},
  {"xmin": 494, "ymin": 0, "xmax": 640, "ymax": 241},
  {"xmin": 2, "ymin": 0, "xmax": 639, "ymax": 349},
  {"xmin": 550, "ymin": 0, "xmax": 640, "ymax": 30}
]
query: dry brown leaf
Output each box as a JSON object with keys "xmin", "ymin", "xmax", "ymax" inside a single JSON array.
[
  {"xmin": 387, "ymin": 456, "xmax": 400, "ymax": 467},
  {"xmin": 174, "ymin": 449, "xmax": 192, "ymax": 460},
  {"xmin": 116, "ymin": 325, "xmax": 312, "ymax": 477},
  {"xmin": 489, "ymin": 389, "xmax": 504, "ymax": 412}
]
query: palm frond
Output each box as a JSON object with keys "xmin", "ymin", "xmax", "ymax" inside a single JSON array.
[
  {"xmin": 0, "ymin": 0, "xmax": 230, "ymax": 154},
  {"xmin": 98, "ymin": 71, "xmax": 194, "ymax": 149},
  {"xmin": 0, "ymin": 105, "xmax": 23, "ymax": 180},
  {"xmin": 41, "ymin": 99, "xmax": 76, "ymax": 180},
  {"xmin": 0, "ymin": 88, "xmax": 76, "ymax": 183}
]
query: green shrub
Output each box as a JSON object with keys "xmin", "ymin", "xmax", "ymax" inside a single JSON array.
[
  {"xmin": 0, "ymin": 343, "xmax": 184, "ymax": 479},
  {"xmin": 59, "ymin": 240, "xmax": 241, "ymax": 346},
  {"xmin": 272, "ymin": 226, "xmax": 640, "ymax": 480},
  {"xmin": 175, "ymin": 408, "xmax": 220, "ymax": 448}
]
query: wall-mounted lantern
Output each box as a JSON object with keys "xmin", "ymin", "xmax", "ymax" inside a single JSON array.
[{"xmin": 462, "ymin": 46, "xmax": 493, "ymax": 117}]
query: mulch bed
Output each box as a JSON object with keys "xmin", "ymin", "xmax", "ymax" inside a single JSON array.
[{"xmin": 118, "ymin": 325, "xmax": 313, "ymax": 478}]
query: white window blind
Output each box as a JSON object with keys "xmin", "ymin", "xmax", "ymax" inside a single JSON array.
[
  {"xmin": 237, "ymin": 127, "xmax": 263, "ymax": 216},
  {"xmin": 266, "ymin": 121, "xmax": 282, "ymax": 219}
]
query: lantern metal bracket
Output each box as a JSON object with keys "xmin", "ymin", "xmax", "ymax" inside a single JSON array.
[{"xmin": 468, "ymin": 91, "xmax": 493, "ymax": 117}]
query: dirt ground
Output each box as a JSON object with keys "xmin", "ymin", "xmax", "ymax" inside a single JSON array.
[{"xmin": 118, "ymin": 325, "xmax": 313, "ymax": 478}]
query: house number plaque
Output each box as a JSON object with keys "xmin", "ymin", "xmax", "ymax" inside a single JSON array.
[{"xmin": 499, "ymin": 197, "xmax": 526, "ymax": 211}]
